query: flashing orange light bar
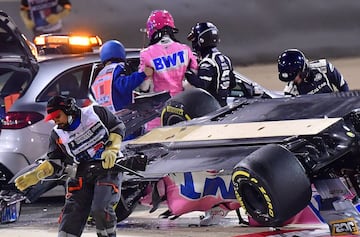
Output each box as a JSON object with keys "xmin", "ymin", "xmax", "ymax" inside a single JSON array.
[{"xmin": 34, "ymin": 34, "xmax": 102, "ymax": 47}]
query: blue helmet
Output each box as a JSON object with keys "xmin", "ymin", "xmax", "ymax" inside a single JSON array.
[
  {"xmin": 100, "ymin": 40, "xmax": 126, "ymax": 63},
  {"xmin": 278, "ymin": 49, "xmax": 308, "ymax": 82}
]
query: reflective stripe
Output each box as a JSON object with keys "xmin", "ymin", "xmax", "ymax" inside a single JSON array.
[
  {"xmin": 92, "ymin": 64, "xmax": 117, "ymax": 113},
  {"xmin": 97, "ymin": 181, "xmax": 119, "ymax": 193},
  {"xmin": 67, "ymin": 177, "xmax": 83, "ymax": 192},
  {"xmin": 96, "ymin": 226, "xmax": 116, "ymax": 236}
]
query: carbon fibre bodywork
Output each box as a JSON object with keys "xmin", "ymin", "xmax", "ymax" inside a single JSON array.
[
  {"xmin": 120, "ymin": 90, "xmax": 360, "ymax": 232},
  {"xmin": 124, "ymin": 91, "xmax": 360, "ymax": 176}
]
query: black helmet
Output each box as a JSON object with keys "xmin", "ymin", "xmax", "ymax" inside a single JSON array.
[
  {"xmin": 45, "ymin": 95, "xmax": 78, "ymax": 121},
  {"xmin": 278, "ymin": 49, "xmax": 308, "ymax": 82},
  {"xmin": 187, "ymin": 22, "xmax": 219, "ymax": 52}
]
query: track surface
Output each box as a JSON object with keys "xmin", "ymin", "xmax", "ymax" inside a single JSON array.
[{"xmin": 0, "ymin": 196, "xmax": 330, "ymax": 237}]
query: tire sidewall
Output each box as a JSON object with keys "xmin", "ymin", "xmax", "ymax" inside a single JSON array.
[
  {"xmin": 232, "ymin": 144, "xmax": 311, "ymax": 226},
  {"xmin": 161, "ymin": 88, "xmax": 221, "ymax": 126}
]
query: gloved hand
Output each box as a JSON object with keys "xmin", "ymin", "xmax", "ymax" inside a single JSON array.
[
  {"xmin": 15, "ymin": 160, "xmax": 54, "ymax": 191},
  {"xmin": 20, "ymin": 10, "xmax": 35, "ymax": 30},
  {"xmin": 46, "ymin": 8, "xmax": 71, "ymax": 25},
  {"xmin": 101, "ymin": 133, "xmax": 122, "ymax": 169}
]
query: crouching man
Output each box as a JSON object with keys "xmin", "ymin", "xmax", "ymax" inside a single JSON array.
[{"xmin": 15, "ymin": 95, "xmax": 125, "ymax": 237}]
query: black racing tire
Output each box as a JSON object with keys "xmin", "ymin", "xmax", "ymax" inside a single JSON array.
[
  {"xmin": 231, "ymin": 144, "xmax": 311, "ymax": 227},
  {"xmin": 161, "ymin": 88, "xmax": 221, "ymax": 126}
]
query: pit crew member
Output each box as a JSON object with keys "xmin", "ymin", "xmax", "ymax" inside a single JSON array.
[
  {"xmin": 91, "ymin": 39, "xmax": 153, "ymax": 113},
  {"xmin": 20, "ymin": 0, "xmax": 71, "ymax": 37},
  {"xmin": 278, "ymin": 48, "xmax": 349, "ymax": 96},
  {"xmin": 185, "ymin": 22, "xmax": 236, "ymax": 107},
  {"xmin": 15, "ymin": 95, "xmax": 125, "ymax": 237}
]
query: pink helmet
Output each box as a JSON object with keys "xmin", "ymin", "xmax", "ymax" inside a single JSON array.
[{"xmin": 146, "ymin": 10, "xmax": 176, "ymax": 39}]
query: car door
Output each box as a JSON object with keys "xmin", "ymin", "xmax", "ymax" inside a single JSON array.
[
  {"xmin": 0, "ymin": 11, "xmax": 38, "ymax": 71},
  {"xmin": 0, "ymin": 11, "xmax": 40, "ymax": 121}
]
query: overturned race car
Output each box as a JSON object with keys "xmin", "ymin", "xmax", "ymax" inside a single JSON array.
[{"xmin": 118, "ymin": 89, "xmax": 360, "ymax": 236}]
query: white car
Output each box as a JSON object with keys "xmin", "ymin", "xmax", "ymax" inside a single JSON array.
[{"xmin": 0, "ymin": 11, "xmax": 141, "ymax": 191}]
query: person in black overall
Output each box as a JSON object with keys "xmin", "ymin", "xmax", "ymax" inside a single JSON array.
[
  {"xmin": 277, "ymin": 48, "xmax": 349, "ymax": 96},
  {"xmin": 185, "ymin": 22, "xmax": 236, "ymax": 107},
  {"xmin": 15, "ymin": 95, "xmax": 125, "ymax": 237}
]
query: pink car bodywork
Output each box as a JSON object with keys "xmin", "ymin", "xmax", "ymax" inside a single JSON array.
[{"xmin": 138, "ymin": 170, "xmax": 324, "ymax": 225}]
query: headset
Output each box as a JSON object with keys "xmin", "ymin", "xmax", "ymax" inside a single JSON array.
[
  {"xmin": 47, "ymin": 95, "xmax": 78, "ymax": 115},
  {"xmin": 63, "ymin": 97, "xmax": 77, "ymax": 115}
]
